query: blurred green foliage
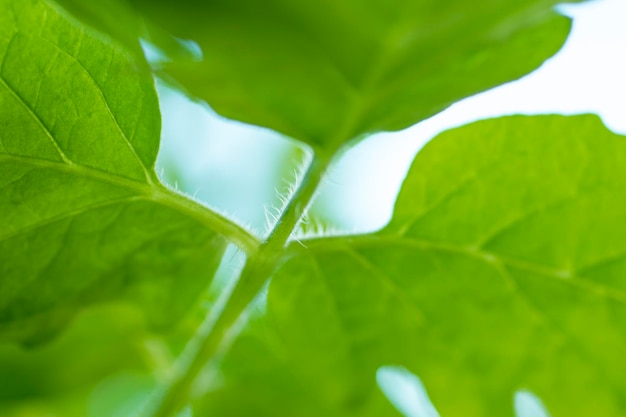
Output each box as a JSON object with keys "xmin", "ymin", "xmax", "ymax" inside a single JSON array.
[{"xmin": 4, "ymin": 0, "xmax": 623, "ymax": 416}]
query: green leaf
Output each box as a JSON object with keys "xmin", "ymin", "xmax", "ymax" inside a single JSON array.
[
  {"xmin": 46, "ymin": 0, "xmax": 145, "ymax": 56},
  {"xmin": 195, "ymin": 313, "xmax": 402, "ymax": 417},
  {"xmin": 198, "ymin": 115, "xmax": 626, "ymax": 417},
  {"xmin": 0, "ymin": 0, "xmax": 254, "ymax": 344},
  {"xmin": 52, "ymin": 0, "xmax": 578, "ymax": 149},
  {"xmin": 0, "ymin": 304, "xmax": 155, "ymax": 416}
]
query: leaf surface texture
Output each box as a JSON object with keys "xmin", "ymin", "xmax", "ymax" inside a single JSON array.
[
  {"xmin": 52, "ymin": 0, "xmax": 580, "ymax": 148},
  {"xmin": 198, "ymin": 115, "xmax": 626, "ymax": 417},
  {"xmin": 0, "ymin": 0, "xmax": 233, "ymax": 343}
]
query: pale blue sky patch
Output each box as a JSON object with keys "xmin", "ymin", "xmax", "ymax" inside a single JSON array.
[
  {"xmin": 377, "ymin": 366, "xmax": 441, "ymax": 417},
  {"xmin": 514, "ymin": 390, "xmax": 552, "ymax": 417}
]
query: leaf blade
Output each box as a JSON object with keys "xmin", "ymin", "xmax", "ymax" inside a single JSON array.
[
  {"xmin": 0, "ymin": 0, "xmax": 255, "ymax": 343},
  {"xmin": 199, "ymin": 115, "xmax": 626, "ymax": 417},
  {"xmin": 51, "ymin": 0, "xmax": 580, "ymax": 148}
]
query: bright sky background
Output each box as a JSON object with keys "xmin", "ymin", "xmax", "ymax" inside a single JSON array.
[{"xmin": 157, "ymin": 0, "xmax": 626, "ymax": 237}]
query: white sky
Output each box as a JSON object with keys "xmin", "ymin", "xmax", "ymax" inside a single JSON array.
[{"xmin": 317, "ymin": 0, "xmax": 626, "ymax": 233}]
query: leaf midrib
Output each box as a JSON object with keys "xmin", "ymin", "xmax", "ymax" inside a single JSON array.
[
  {"xmin": 298, "ymin": 234, "xmax": 626, "ymax": 305},
  {"xmin": 0, "ymin": 29, "xmax": 156, "ymax": 183},
  {"xmin": 301, "ymin": 233, "xmax": 625, "ymax": 400},
  {"xmin": 49, "ymin": 28, "xmax": 155, "ymax": 183},
  {"xmin": 0, "ymin": 69, "xmax": 71, "ymax": 164},
  {"xmin": 0, "ymin": 153, "xmax": 260, "ymax": 253}
]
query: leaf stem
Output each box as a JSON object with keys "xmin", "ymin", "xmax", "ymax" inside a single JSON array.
[
  {"xmin": 153, "ymin": 186, "xmax": 260, "ymax": 255},
  {"xmin": 0, "ymin": 153, "xmax": 260, "ymax": 255},
  {"xmin": 145, "ymin": 151, "xmax": 332, "ymax": 417}
]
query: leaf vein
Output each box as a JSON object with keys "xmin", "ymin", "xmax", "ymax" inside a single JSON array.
[
  {"xmin": 308, "ymin": 254, "xmax": 363, "ymax": 359},
  {"xmin": 343, "ymin": 246, "xmax": 426, "ymax": 326},
  {"xmin": 0, "ymin": 196, "xmax": 144, "ymax": 244},
  {"xmin": 52, "ymin": 29, "xmax": 153, "ymax": 182},
  {"xmin": 0, "ymin": 154, "xmax": 260, "ymax": 253},
  {"xmin": 397, "ymin": 156, "xmax": 507, "ymax": 235},
  {"xmin": 496, "ymin": 262, "xmax": 620, "ymax": 388},
  {"xmin": 0, "ymin": 37, "xmax": 71, "ymax": 164},
  {"xmin": 475, "ymin": 191, "xmax": 580, "ymax": 249},
  {"xmin": 303, "ymin": 235, "xmax": 626, "ymax": 306}
]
